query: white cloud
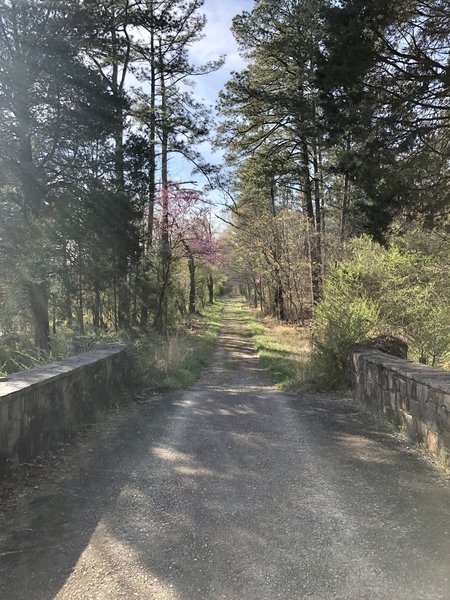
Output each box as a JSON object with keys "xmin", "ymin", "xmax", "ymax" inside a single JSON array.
[
  {"xmin": 188, "ymin": 0, "xmax": 253, "ymax": 104},
  {"xmin": 173, "ymin": 1, "xmax": 253, "ymax": 199}
]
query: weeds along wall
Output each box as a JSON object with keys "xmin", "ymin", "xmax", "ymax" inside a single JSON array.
[
  {"xmin": 0, "ymin": 344, "xmax": 129, "ymax": 479},
  {"xmin": 351, "ymin": 349, "xmax": 450, "ymax": 463}
]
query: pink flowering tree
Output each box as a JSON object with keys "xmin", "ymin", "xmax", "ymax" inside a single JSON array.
[{"xmin": 153, "ymin": 184, "xmax": 219, "ymax": 322}]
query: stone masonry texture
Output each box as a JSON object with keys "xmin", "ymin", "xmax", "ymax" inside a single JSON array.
[
  {"xmin": 0, "ymin": 344, "xmax": 129, "ymax": 478},
  {"xmin": 351, "ymin": 349, "xmax": 450, "ymax": 461}
]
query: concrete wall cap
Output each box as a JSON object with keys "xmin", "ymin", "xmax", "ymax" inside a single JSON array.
[
  {"xmin": 0, "ymin": 345, "xmax": 127, "ymax": 399},
  {"xmin": 351, "ymin": 349, "xmax": 450, "ymax": 395}
]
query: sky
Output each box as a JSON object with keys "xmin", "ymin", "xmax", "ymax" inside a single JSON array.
[
  {"xmin": 189, "ymin": 0, "xmax": 253, "ymax": 107},
  {"xmin": 169, "ymin": 0, "xmax": 254, "ymax": 203}
]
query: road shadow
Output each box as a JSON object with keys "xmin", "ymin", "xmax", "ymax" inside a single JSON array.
[{"xmin": 1, "ymin": 310, "xmax": 450, "ymax": 600}]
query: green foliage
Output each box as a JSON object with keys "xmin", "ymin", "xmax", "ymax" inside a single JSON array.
[
  {"xmin": 319, "ymin": 0, "xmax": 450, "ymax": 237},
  {"xmin": 311, "ymin": 271, "xmax": 381, "ymax": 388},
  {"xmin": 0, "ymin": 325, "xmax": 74, "ymax": 376},
  {"xmin": 244, "ymin": 317, "xmax": 298, "ymax": 388},
  {"xmin": 309, "ymin": 231, "xmax": 450, "ymax": 389},
  {"xmin": 127, "ymin": 302, "xmax": 223, "ymax": 390},
  {"xmin": 236, "ymin": 303, "xmax": 312, "ymax": 390}
]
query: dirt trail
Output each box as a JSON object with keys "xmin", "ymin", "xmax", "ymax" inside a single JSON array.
[{"xmin": 1, "ymin": 300, "xmax": 450, "ymax": 599}]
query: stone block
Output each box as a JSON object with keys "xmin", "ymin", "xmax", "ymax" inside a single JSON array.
[
  {"xmin": 437, "ymin": 404, "xmax": 448, "ymax": 433},
  {"xmin": 401, "ymin": 394, "xmax": 410, "ymax": 413},
  {"xmin": 442, "ymin": 393, "xmax": 450, "ymax": 412},
  {"xmin": 406, "ymin": 378, "xmax": 416, "ymax": 398},
  {"xmin": 400, "ymin": 411, "xmax": 417, "ymax": 442},
  {"xmin": 416, "ymin": 420, "xmax": 428, "ymax": 444},
  {"xmin": 416, "ymin": 383, "xmax": 430, "ymax": 405},
  {"xmin": 409, "ymin": 399, "xmax": 420, "ymax": 419},
  {"xmin": 420, "ymin": 400, "xmax": 438, "ymax": 431},
  {"xmin": 426, "ymin": 429, "xmax": 440, "ymax": 455}
]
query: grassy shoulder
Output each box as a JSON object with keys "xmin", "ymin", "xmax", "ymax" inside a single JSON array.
[
  {"xmin": 236, "ymin": 303, "xmax": 312, "ymax": 390},
  {"xmin": 129, "ymin": 301, "xmax": 223, "ymax": 391}
]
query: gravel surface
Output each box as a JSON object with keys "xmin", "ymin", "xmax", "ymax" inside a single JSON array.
[{"xmin": 1, "ymin": 306, "xmax": 450, "ymax": 599}]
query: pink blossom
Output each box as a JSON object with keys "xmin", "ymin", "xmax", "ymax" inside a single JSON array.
[{"xmin": 153, "ymin": 184, "xmax": 219, "ymax": 262}]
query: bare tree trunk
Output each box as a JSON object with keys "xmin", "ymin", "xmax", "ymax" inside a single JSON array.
[
  {"xmin": 274, "ymin": 275, "xmax": 286, "ymax": 321},
  {"xmin": 17, "ymin": 95, "xmax": 50, "ymax": 351},
  {"xmin": 301, "ymin": 139, "xmax": 322, "ymax": 304},
  {"xmin": 62, "ymin": 239, "xmax": 73, "ymax": 326},
  {"xmin": 207, "ymin": 273, "xmax": 214, "ymax": 304},
  {"xmin": 259, "ymin": 280, "xmax": 263, "ymax": 312},
  {"xmin": 154, "ymin": 56, "xmax": 171, "ymax": 332},
  {"xmin": 29, "ymin": 282, "xmax": 50, "ymax": 353},
  {"xmin": 93, "ymin": 282, "xmax": 100, "ymax": 330},
  {"xmin": 113, "ymin": 277, "xmax": 118, "ymax": 332},
  {"xmin": 111, "ymin": 18, "xmax": 130, "ymax": 330},
  {"xmin": 147, "ymin": 16, "xmax": 157, "ymax": 249},
  {"xmin": 340, "ymin": 134, "xmax": 352, "ymax": 245},
  {"xmin": 77, "ymin": 241, "xmax": 84, "ymax": 334},
  {"xmin": 188, "ymin": 252, "xmax": 196, "ymax": 314}
]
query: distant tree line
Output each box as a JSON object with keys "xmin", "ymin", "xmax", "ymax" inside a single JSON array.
[{"xmin": 0, "ymin": 0, "xmax": 221, "ymax": 355}]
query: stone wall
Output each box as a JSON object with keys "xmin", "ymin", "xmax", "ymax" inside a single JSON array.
[
  {"xmin": 351, "ymin": 349, "xmax": 450, "ymax": 461},
  {"xmin": 0, "ymin": 344, "xmax": 129, "ymax": 479}
]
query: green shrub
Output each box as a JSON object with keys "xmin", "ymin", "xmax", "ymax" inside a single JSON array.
[
  {"xmin": 308, "ymin": 231, "xmax": 450, "ymax": 388},
  {"xmin": 308, "ymin": 264, "xmax": 382, "ymax": 389}
]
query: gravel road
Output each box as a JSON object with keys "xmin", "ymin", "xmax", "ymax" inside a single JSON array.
[{"xmin": 1, "ymin": 304, "xmax": 450, "ymax": 599}]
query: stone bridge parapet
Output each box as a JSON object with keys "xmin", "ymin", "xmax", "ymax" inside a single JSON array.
[
  {"xmin": 0, "ymin": 344, "xmax": 129, "ymax": 478},
  {"xmin": 351, "ymin": 349, "xmax": 450, "ymax": 462}
]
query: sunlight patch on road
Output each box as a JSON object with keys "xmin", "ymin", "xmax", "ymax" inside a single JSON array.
[
  {"xmin": 151, "ymin": 446, "xmax": 191, "ymax": 464},
  {"xmin": 175, "ymin": 465, "xmax": 216, "ymax": 477},
  {"xmin": 54, "ymin": 520, "xmax": 178, "ymax": 600}
]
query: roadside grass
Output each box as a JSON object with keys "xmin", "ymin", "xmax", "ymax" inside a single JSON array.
[
  {"xmin": 129, "ymin": 301, "xmax": 223, "ymax": 391},
  {"xmin": 235, "ymin": 302, "xmax": 312, "ymax": 390}
]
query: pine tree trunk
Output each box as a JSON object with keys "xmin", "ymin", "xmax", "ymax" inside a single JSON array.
[
  {"xmin": 93, "ymin": 281, "xmax": 100, "ymax": 330},
  {"xmin": 18, "ymin": 94, "xmax": 50, "ymax": 351},
  {"xmin": 77, "ymin": 241, "xmax": 84, "ymax": 334},
  {"xmin": 114, "ymin": 107, "xmax": 130, "ymax": 330},
  {"xmin": 154, "ymin": 60, "xmax": 171, "ymax": 332},
  {"xmin": 62, "ymin": 240, "xmax": 73, "ymax": 326},
  {"xmin": 301, "ymin": 139, "xmax": 322, "ymax": 304},
  {"xmin": 207, "ymin": 274, "xmax": 214, "ymax": 304},
  {"xmin": 111, "ymin": 22, "xmax": 130, "ymax": 330},
  {"xmin": 340, "ymin": 134, "xmax": 352, "ymax": 245},
  {"xmin": 147, "ymin": 21, "xmax": 157, "ymax": 249},
  {"xmin": 188, "ymin": 252, "xmax": 196, "ymax": 314},
  {"xmin": 139, "ymin": 26, "xmax": 156, "ymax": 317},
  {"xmin": 29, "ymin": 282, "xmax": 50, "ymax": 353}
]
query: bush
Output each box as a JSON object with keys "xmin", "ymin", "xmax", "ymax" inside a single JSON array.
[
  {"xmin": 308, "ymin": 231, "xmax": 450, "ymax": 388},
  {"xmin": 308, "ymin": 263, "xmax": 382, "ymax": 389}
]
